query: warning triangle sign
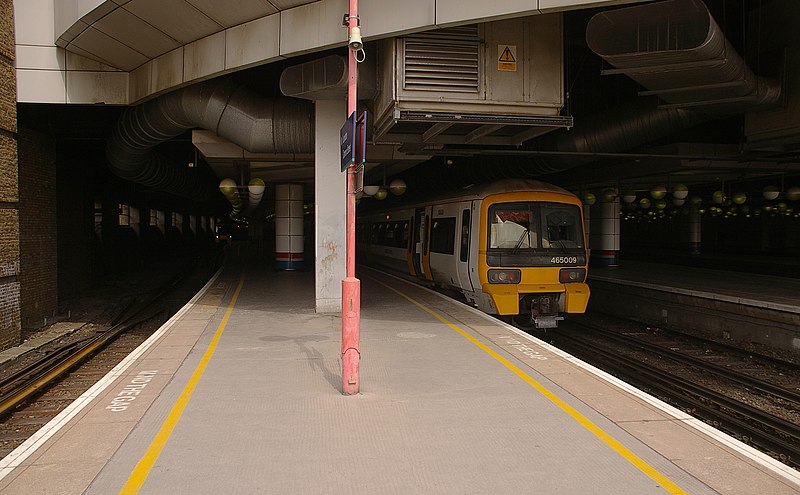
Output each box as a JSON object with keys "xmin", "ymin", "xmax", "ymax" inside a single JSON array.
[{"xmin": 499, "ymin": 46, "xmax": 516, "ymax": 63}]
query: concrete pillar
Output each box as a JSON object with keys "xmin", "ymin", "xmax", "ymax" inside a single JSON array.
[
  {"xmin": 275, "ymin": 183, "xmax": 305, "ymax": 270},
  {"xmin": 689, "ymin": 206, "xmax": 701, "ymax": 254},
  {"xmin": 314, "ymin": 100, "xmax": 346, "ymax": 313},
  {"xmin": 590, "ymin": 189, "xmax": 620, "ymax": 267}
]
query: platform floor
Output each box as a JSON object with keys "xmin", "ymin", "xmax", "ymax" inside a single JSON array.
[{"xmin": 1, "ymin": 255, "xmax": 798, "ymax": 494}]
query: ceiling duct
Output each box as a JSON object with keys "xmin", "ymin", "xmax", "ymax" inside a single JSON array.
[
  {"xmin": 586, "ymin": 0, "xmax": 782, "ymax": 113},
  {"xmin": 106, "ymin": 78, "xmax": 313, "ymax": 200},
  {"xmin": 416, "ymin": 0, "xmax": 783, "ymax": 186},
  {"xmin": 500, "ymin": 0, "xmax": 781, "ymax": 177},
  {"xmin": 279, "ymin": 54, "xmax": 376, "ymax": 101}
]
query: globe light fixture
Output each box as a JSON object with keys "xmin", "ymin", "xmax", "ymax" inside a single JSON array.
[
  {"xmin": 672, "ymin": 183, "xmax": 689, "ymax": 199},
  {"xmin": 650, "ymin": 185, "xmax": 667, "ymax": 200},
  {"xmin": 763, "ymin": 185, "xmax": 780, "ymax": 201},
  {"xmin": 389, "ymin": 179, "xmax": 407, "ymax": 196}
]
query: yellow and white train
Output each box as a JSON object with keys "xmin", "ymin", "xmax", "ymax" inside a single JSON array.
[{"xmin": 357, "ymin": 179, "xmax": 590, "ymax": 328}]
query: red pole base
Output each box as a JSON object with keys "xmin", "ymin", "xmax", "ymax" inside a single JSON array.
[{"xmin": 342, "ymin": 277, "xmax": 361, "ymax": 394}]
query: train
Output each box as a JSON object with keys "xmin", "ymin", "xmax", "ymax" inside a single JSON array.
[{"xmin": 357, "ymin": 179, "xmax": 590, "ymax": 328}]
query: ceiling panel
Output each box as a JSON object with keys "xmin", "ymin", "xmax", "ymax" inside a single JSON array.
[
  {"xmin": 93, "ymin": 8, "xmax": 180, "ymax": 58},
  {"xmin": 267, "ymin": 1, "xmax": 318, "ymax": 9},
  {"xmin": 123, "ymin": 0, "xmax": 223, "ymax": 44},
  {"xmin": 186, "ymin": 0, "xmax": 278, "ymax": 27},
  {"xmin": 71, "ymin": 26, "xmax": 149, "ymax": 71}
]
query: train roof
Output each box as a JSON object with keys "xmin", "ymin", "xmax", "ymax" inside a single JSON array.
[{"xmin": 359, "ymin": 179, "xmax": 577, "ymax": 212}]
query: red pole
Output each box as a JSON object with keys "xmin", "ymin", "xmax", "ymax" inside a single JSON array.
[{"xmin": 341, "ymin": 0, "xmax": 360, "ymax": 395}]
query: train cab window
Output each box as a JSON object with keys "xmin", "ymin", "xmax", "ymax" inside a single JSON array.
[
  {"xmin": 489, "ymin": 203, "xmax": 539, "ymax": 249},
  {"xmin": 430, "ymin": 217, "xmax": 456, "ymax": 254},
  {"xmin": 541, "ymin": 204, "xmax": 584, "ymax": 249}
]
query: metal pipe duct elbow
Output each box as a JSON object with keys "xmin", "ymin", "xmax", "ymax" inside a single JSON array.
[
  {"xmin": 106, "ymin": 78, "xmax": 314, "ymax": 200},
  {"xmin": 586, "ymin": 0, "xmax": 782, "ymax": 112}
]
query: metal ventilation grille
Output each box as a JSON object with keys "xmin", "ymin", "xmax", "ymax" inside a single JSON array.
[{"xmin": 403, "ymin": 27, "xmax": 480, "ymax": 93}]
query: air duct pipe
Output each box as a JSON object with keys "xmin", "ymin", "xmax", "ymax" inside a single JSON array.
[
  {"xmin": 472, "ymin": 0, "xmax": 783, "ymax": 180},
  {"xmin": 106, "ymin": 78, "xmax": 314, "ymax": 201},
  {"xmin": 586, "ymin": 0, "xmax": 781, "ymax": 112}
]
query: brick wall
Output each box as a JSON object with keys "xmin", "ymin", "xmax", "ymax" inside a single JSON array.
[
  {"xmin": 18, "ymin": 128, "xmax": 57, "ymax": 328},
  {"xmin": 0, "ymin": 0, "xmax": 19, "ymax": 350},
  {"xmin": 57, "ymin": 153, "xmax": 94, "ymax": 296}
]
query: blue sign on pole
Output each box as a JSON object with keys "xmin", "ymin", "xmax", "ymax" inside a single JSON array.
[
  {"xmin": 340, "ymin": 112, "xmax": 356, "ymax": 172},
  {"xmin": 356, "ymin": 111, "xmax": 367, "ymax": 165}
]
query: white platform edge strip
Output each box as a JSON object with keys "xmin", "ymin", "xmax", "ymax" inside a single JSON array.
[
  {"xmin": 0, "ymin": 267, "xmax": 224, "ymax": 481},
  {"xmin": 379, "ymin": 270, "xmax": 800, "ymax": 486}
]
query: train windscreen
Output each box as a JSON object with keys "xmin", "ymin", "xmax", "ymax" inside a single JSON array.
[{"xmin": 487, "ymin": 202, "xmax": 585, "ymax": 266}]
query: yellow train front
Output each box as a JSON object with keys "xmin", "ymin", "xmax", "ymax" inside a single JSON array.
[{"xmin": 358, "ymin": 179, "xmax": 590, "ymax": 328}]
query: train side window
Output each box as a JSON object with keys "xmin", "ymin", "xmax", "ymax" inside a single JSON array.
[
  {"xmin": 460, "ymin": 210, "xmax": 470, "ymax": 262},
  {"xmin": 430, "ymin": 217, "xmax": 456, "ymax": 255}
]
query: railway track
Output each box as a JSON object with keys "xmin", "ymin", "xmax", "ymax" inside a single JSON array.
[
  {"xmin": 0, "ymin": 255, "xmax": 218, "ymax": 458},
  {"xmin": 542, "ymin": 317, "xmax": 800, "ymax": 469}
]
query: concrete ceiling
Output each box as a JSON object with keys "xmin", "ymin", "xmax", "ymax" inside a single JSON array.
[
  {"xmin": 58, "ymin": 1, "xmax": 315, "ymax": 71},
  {"xmin": 32, "ymin": 0, "xmax": 800, "ymax": 209}
]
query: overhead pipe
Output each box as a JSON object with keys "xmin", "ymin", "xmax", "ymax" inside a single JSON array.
[
  {"xmin": 106, "ymin": 78, "xmax": 314, "ymax": 201},
  {"xmin": 433, "ymin": 0, "xmax": 783, "ymax": 184},
  {"xmin": 586, "ymin": 0, "xmax": 781, "ymax": 112}
]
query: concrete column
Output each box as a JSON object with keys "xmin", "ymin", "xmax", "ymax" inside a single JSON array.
[
  {"xmin": 590, "ymin": 189, "xmax": 620, "ymax": 267},
  {"xmin": 275, "ymin": 183, "xmax": 305, "ymax": 270},
  {"xmin": 314, "ymin": 100, "xmax": 346, "ymax": 313},
  {"xmin": 689, "ymin": 206, "xmax": 701, "ymax": 254}
]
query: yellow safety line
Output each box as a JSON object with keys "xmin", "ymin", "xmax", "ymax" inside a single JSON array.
[
  {"xmin": 373, "ymin": 278, "xmax": 689, "ymax": 495},
  {"xmin": 118, "ymin": 275, "xmax": 245, "ymax": 495}
]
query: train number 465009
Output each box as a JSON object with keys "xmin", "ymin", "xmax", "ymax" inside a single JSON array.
[{"xmin": 550, "ymin": 257, "xmax": 578, "ymax": 264}]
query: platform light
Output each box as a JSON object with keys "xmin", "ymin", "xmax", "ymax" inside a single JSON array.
[
  {"xmin": 786, "ymin": 186, "xmax": 800, "ymax": 201},
  {"xmin": 732, "ymin": 191, "xmax": 746, "ymax": 205},
  {"xmin": 363, "ymin": 185, "xmax": 380, "ymax": 196},
  {"xmin": 672, "ymin": 198, "xmax": 685, "ymax": 207},
  {"xmin": 639, "ymin": 198, "xmax": 651, "ymax": 209},
  {"xmin": 650, "ymin": 185, "xmax": 667, "ymax": 200},
  {"xmin": 712, "ymin": 190, "xmax": 725, "ymax": 204},
  {"xmin": 389, "ymin": 179, "xmax": 407, "ymax": 196},
  {"xmin": 583, "ymin": 192, "xmax": 596, "ymax": 206},
  {"xmin": 374, "ymin": 188, "xmax": 388, "ymax": 200},
  {"xmin": 602, "ymin": 188, "xmax": 617, "ymax": 202},
  {"xmin": 621, "ymin": 190, "xmax": 637, "ymax": 203},
  {"xmin": 763, "ymin": 185, "xmax": 780, "ymax": 200},
  {"xmin": 672, "ymin": 183, "xmax": 689, "ymax": 199}
]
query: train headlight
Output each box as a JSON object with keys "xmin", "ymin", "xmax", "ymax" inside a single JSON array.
[
  {"xmin": 559, "ymin": 268, "xmax": 586, "ymax": 283},
  {"xmin": 488, "ymin": 269, "xmax": 521, "ymax": 284}
]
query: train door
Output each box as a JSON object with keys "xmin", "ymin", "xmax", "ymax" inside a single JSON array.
[
  {"xmin": 406, "ymin": 214, "xmax": 416, "ymax": 276},
  {"xmin": 456, "ymin": 204, "xmax": 474, "ymax": 291},
  {"xmin": 412, "ymin": 208, "xmax": 425, "ymax": 279},
  {"xmin": 412, "ymin": 207, "xmax": 433, "ymax": 281}
]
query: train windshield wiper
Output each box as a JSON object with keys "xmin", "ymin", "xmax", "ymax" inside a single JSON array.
[{"xmin": 511, "ymin": 229, "xmax": 531, "ymax": 254}]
